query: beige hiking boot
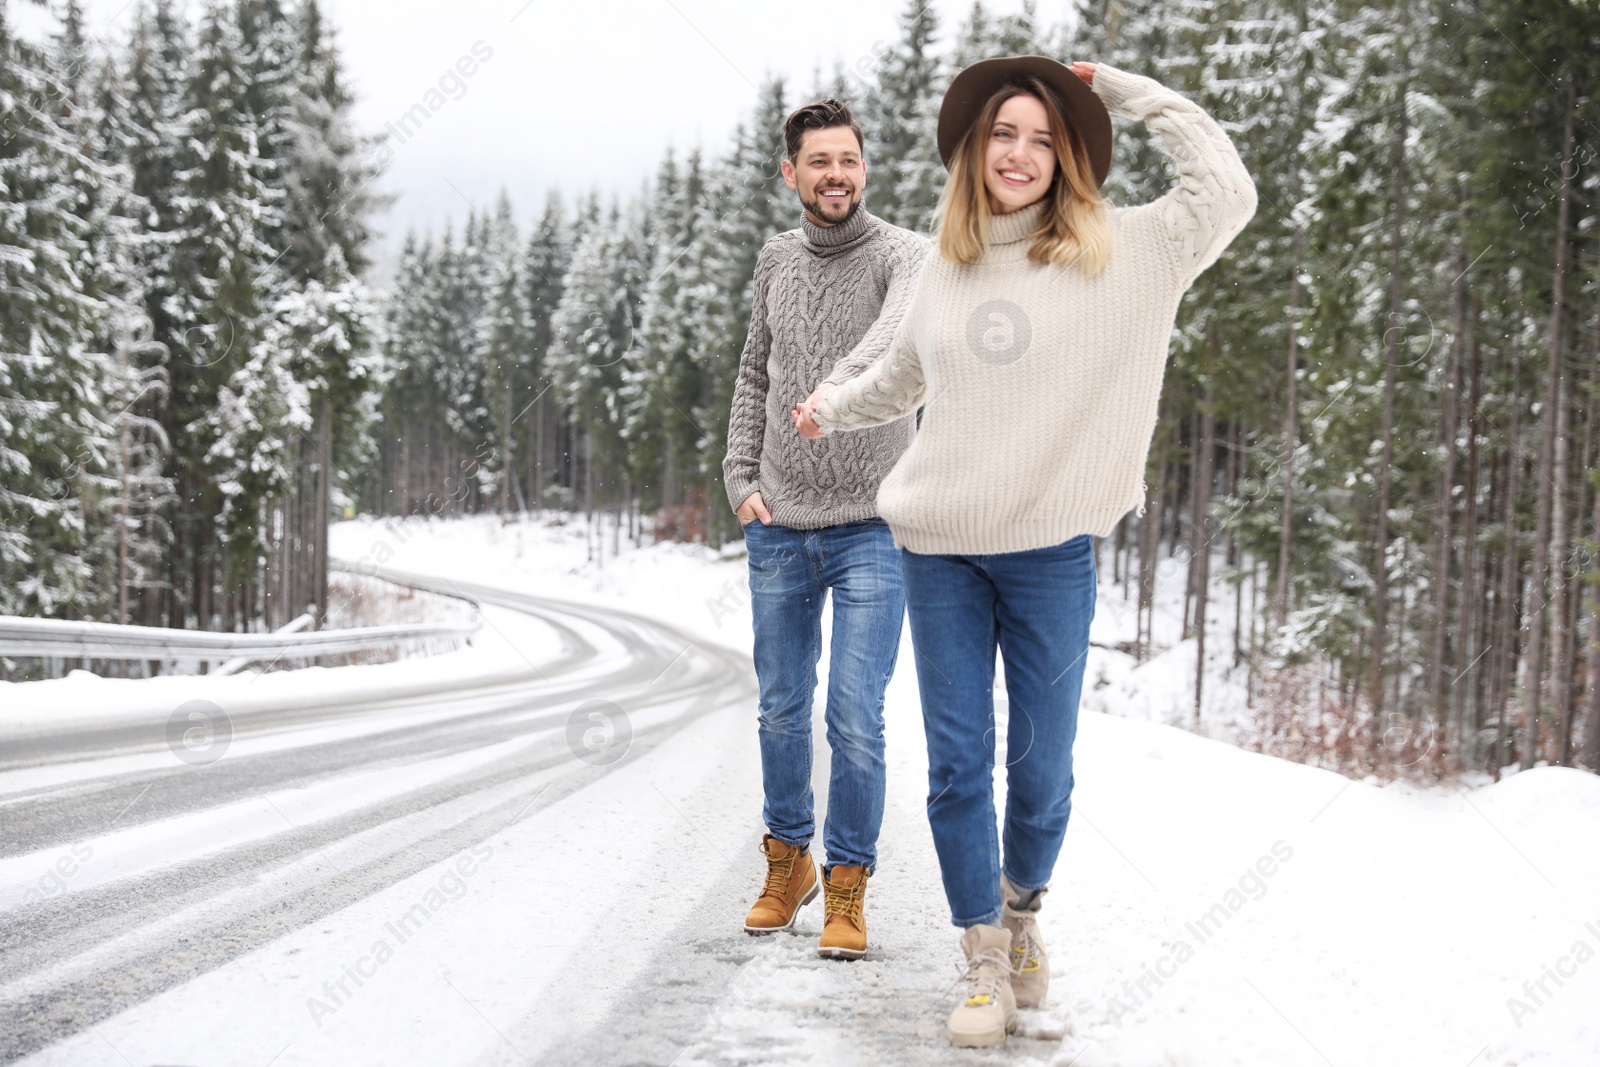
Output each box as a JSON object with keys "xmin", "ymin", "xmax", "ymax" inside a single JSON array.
[
  {"xmin": 1001, "ymin": 873, "xmax": 1049, "ymax": 1008},
  {"xmin": 817, "ymin": 864, "xmax": 869, "ymax": 960},
  {"xmin": 744, "ymin": 834, "xmax": 818, "ymax": 934},
  {"xmin": 947, "ymin": 924, "xmax": 1018, "ymax": 1047}
]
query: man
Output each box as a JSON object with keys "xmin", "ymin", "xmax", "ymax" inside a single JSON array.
[{"xmin": 724, "ymin": 98, "xmax": 927, "ymax": 960}]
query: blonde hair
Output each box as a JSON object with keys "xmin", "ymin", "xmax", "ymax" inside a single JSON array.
[{"xmin": 936, "ymin": 77, "xmax": 1111, "ymax": 275}]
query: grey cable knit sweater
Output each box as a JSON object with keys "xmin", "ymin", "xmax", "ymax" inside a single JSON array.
[
  {"xmin": 722, "ymin": 209, "xmax": 929, "ymax": 529},
  {"xmin": 813, "ymin": 65, "xmax": 1258, "ymax": 555}
]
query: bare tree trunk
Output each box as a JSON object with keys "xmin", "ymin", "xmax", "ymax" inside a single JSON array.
[
  {"xmin": 1551, "ymin": 371, "xmax": 1573, "ymax": 764},
  {"xmin": 585, "ymin": 432, "xmax": 597, "ymax": 564},
  {"xmin": 399, "ymin": 430, "xmax": 411, "ymax": 516},
  {"xmin": 1520, "ymin": 78, "xmax": 1576, "ymax": 771},
  {"xmin": 117, "ymin": 424, "xmax": 131, "ymax": 628},
  {"xmin": 1371, "ymin": 55, "xmax": 1409, "ymax": 735},
  {"xmin": 1113, "ymin": 514, "xmax": 1125, "ymax": 588},
  {"xmin": 314, "ymin": 396, "xmax": 332, "ymax": 626},
  {"xmin": 1583, "ymin": 476, "xmax": 1600, "ymax": 770},
  {"xmin": 532, "ymin": 389, "xmax": 545, "ymax": 514},
  {"xmin": 1580, "ymin": 247, "xmax": 1600, "ymax": 771},
  {"xmin": 1247, "ymin": 560, "xmax": 1260, "ymax": 708},
  {"xmin": 1553, "ymin": 233, "xmax": 1593, "ymax": 763},
  {"xmin": 1193, "ymin": 393, "xmax": 1216, "ymax": 726},
  {"xmin": 614, "ymin": 477, "xmax": 626, "ymax": 557},
  {"xmin": 1455, "ymin": 295, "xmax": 1483, "ymax": 768},
  {"xmin": 1185, "ymin": 408, "xmax": 1201, "ymax": 639},
  {"xmin": 1165, "ymin": 458, "xmax": 1181, "ymax": 559},
  {"xmin": 1430, "ymin": 181, "xmax": 1467, "ymax": 741},
  {"xmin": 499, "ymin": 387, "xmax": 514, "ymax": 518},
  {"xmin": 1229, "ymin": 421, "xmax": 1243, "ymax": 668},
  {"xmin": 1492, "ymin": 358, "xmax": 1525, "ymax": 777},
  {"xmin": 1138, "ymin": 496, "xmax": 1159, "ymax": 661},
  {"xmin": 1277, "ymin": 219, "xmax": 1302, "ymax": 632}
]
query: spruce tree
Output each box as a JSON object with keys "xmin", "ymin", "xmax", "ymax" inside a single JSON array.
[
  {"xmin": 686, "ymin": 78, "xmax": 790, "ymax": 542},
  {"xmin": 867, "ymin": 0, "xmax": 944, "ymax": 231},
  {"xmin": 0, "ymin": 1, "xmax": 114, "ymax": 615},
  {"xmin": 630, "ymin": 148, "xmax": 709, "ymax": 515},
  {"xmin": 479, "ymin": 190, "xmax": 530, "ymax": 515},
  {"xmin": 522, "ymin": 189, "xmax": 571, "ymax": 510}
]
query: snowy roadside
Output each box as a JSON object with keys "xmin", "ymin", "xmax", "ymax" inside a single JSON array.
[
  {"xmin": 328, "ymin": 513, "xmax": 760, "ymax": 659},
  {"xmin": 14, "ymin": 513, "xmax": 1600, "ymax": 1067},
  {"xmin": 0, "ymin": 600, "xmax": 563, "ymax": 737},
  {"xmin": 320, "ymin": 515, "xmax": 1600, "ymax": 1067},
  {"xmin": 329, "ymin": 515, "xmax": 1600, "ymax": 1065}
]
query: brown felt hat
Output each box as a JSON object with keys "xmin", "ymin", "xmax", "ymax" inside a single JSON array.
[{"xmin": 937, "ymin": 55, "xmax": 1113, "ymax": 188}]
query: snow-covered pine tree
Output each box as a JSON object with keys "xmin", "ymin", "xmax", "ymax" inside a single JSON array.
[
  {"xmin": 685, "ymin": 78, "xmax": 790, "ymax": 545},
  {"xmin": 522, "ymin": 189, "xmax": 571, "ymax": 510},
  {"xmin": 999, "ymin": 0, "xmax": 1044, "ymax": 52},
  {"xmin": 866, "ymin": 0, "xmax": 943, "ymax": 232},
  {"xmin": 165, "ymin": 0, "xmax": 285, "ymax": 628},
  {"xmin": 0, "ymin": 1, "xmax": 117, "ymax": 618},
  {"xmin": 278, "ymin": 0, "xmax": 380, "ymax": 283},
  {"xmin": 375, "ymin": 230, "xmax": 441, "ymax": 516},
  {"xmin": 479, "ymin": 190, "xmax": 530, "ymax": 516},
  {"xmin": 629, "ymin": 148, "xmax": 709, "ymax": 519},
  {"xmin": 285, "ymin": 0, "xmax": 383, "ymax": 621},
  {"xmin": 952, "ymin": 2, "xmax": 996, "ymax": 69},
  {"xmin": 70, "ymin": 0, "xmax": 178, "ymax": 630},
  {"xmin": 120, "ymin": 0, "xmax": 188, "ymax": 485},
  {"xmin": 1464, "ymin": 0, "xmax": 1600, "ymax": 769},
  {"xmin": 422, "ymin": 217, "xmax": 486, "ymax": 515},
  {"xmin": 235, "ymin": 0, "xmax": 297, "ymax": 273},
  {"xmin": 548, "ymin": 197, "xmax": 651, "ymax": 528}
]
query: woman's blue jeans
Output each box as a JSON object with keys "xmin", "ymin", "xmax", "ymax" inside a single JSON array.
[
  {"xmin": 744, "ymin": 518, "xmax": 904, "ymax": 873},
  {"xmin": 902, "ymin": 534, "xmax": 1097, "ymax": 927}
]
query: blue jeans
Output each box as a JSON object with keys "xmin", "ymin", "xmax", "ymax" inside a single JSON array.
[
  {"xmin": 902, "ymin": 534, "xmax": 1097, "ymax": 927},
  {"xmin": 744, "ymin": 518, "xmax": 904, "ymax": 872}
]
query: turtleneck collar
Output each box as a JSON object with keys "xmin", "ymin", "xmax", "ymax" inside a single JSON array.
[
  {"xmin": 801, "ymin": 205, "xmax": 874, "ymax": 254},
  {"xmin": 988, "ymin": 202, "xmax": 1046, "ymax": 248}
]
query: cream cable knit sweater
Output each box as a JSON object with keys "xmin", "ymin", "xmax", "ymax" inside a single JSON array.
[{"xmin": 813, "ymin": 64, "xmax": 1258, "ymax": 555}]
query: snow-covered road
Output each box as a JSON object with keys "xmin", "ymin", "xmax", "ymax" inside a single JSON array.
[
  {"xmin": 2, "ymin": 515, "xmax": 1597, "ymax": 1067},
  {"xmin": 0, "ymin": 571, "xmax": 754, "ymax": 1064}
]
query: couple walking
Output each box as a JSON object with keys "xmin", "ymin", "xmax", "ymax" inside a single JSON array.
[{"xmin": 723, "ymin": 54, "xmax": 1256, "ymax": 1047}]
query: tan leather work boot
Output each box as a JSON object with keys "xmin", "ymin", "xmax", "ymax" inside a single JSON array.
[
  {"xmin": 816, "ymin": 864, "xmax": 869, "ymax": 960},
  {"xmin": 947, "ymin": 924, "xmax": 1018, "ymax": 1047},
  {"xmin": 1001, "ymin": 873, "xmax": 1049, "ymax": 1007},
  {"xmin": 744, "ymin": 834, "xmax": 818, "ymax": 934}
]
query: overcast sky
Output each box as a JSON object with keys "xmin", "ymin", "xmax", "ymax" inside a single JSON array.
[{"xmin": 33, "ymin": 0, "xmax": 1051, "ymax": 274}]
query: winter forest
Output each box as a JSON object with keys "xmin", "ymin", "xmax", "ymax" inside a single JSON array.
[{"xmin": 4, "ymin": 0, "xmax": 1600, "ymax": 782}]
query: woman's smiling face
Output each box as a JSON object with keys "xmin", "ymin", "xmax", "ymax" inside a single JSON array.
[{"xmin": 982, "ymin": 93, "xmax": 1057, "ymax": 215}]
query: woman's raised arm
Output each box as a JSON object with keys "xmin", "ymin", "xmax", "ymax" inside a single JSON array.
[{"xmin": 1089, "ymin": 64, "xmax": 1258, "ymax": 286}]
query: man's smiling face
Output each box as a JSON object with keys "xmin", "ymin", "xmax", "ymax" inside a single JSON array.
[{"xmin": 782, "ymin": 126, "xmax": 866, "ymax": 228}]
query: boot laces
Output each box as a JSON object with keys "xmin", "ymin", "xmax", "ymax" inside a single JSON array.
[
  {"xmin": 822, "ymin": 875, "xmax": 866, "ymax": 926},
  {"xmin": 950, "ymin": 947, "xmax": 1011, "ymax": 1007},
  {"xmin": 1008, "ymin": 916, "xmax": 1043, "ymax": 974},
  {"xmin": 760, "ymin": 842, "xmax": 798, "ymax": 899}
]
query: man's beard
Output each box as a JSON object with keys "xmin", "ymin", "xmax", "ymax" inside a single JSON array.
[{"xmin": 802, "ymin": 187, "xmax": 862, "ymax": 226}]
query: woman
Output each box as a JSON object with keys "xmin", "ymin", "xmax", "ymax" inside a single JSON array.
[{"xmin": 793, "ymin": 56, "xmax": 1256, "ymax": 1046}]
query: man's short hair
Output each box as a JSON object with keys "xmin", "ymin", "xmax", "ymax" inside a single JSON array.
[{"xmin": 783, "ymin": 99, "xmax": 864, "ymax": 163}]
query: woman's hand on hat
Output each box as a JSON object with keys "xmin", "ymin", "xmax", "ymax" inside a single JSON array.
[{"xmin": 1069, "ymin": 61, "xmax": 1096, "ymax": 87}]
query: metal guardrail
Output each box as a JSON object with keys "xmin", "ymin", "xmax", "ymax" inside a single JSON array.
[
  {"xmin": 0, "ymin": 572, "xmax": 482, "ymax": 671},
  {"xmin": 0, "ymin": 615, "xmax": 481, "ymax": 665},
  {"xmin": 214, "ymin": 612, "xmax": 318, "ymax": 676}
]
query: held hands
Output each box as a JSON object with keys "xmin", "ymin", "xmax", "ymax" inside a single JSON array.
[
  {"xmin": 791, "ymin": 382, "xmax": 837, "ymax": 440},
  {"xmin": 1069, "ymin": 61, "xmax": 1096, "ymax": 86}
]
